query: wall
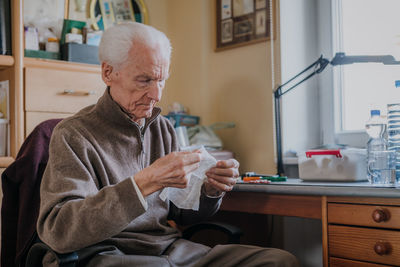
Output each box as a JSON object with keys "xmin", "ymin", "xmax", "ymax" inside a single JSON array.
[
  {"xmin": 280, "ymin": 0, "xmax": 321, "ymax": 156},
  {"xmin": 279, "ymin": 1, "xmax": 326, "ymax": 266},
  {"xmin": 144, "ymin": 0, "xmax": 169, "ymax": 34},
  {"xmin": 318, "ymin": 0, "xmax": 335, "ymax": 146},
  {"xmin": 147, "ymin": 0, "xmax": 280, "ymax": 174},
  {"xmin": 24, "ymin": 0, "xmax": 65, "ymax": 40}
]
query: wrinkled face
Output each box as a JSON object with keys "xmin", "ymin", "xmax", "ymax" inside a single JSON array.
[{"xmin": 102, "ymin": 42, "xmax": 170, "ymax": 124}]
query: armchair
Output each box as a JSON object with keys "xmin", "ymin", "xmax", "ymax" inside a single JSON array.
[{"xmin": 1, "ymin": 119, "xmax": 242, "ymax": 267}]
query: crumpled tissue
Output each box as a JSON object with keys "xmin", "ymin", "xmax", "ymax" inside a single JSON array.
[{"xmin": 159, "ymin": 145, "xmax": 217, "ymax": 210}]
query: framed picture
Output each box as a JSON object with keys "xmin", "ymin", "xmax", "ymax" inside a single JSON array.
[
  {"xmin": 216, "ymin": 0, "xmax": 275, "ymax": 51},
  {"xmin": 111, "ymin": 0, "xmax": 135, "ymax": 24},
  {"xmin": 89, "ymin": 0, "xmax": 149, "ymax": 30}
]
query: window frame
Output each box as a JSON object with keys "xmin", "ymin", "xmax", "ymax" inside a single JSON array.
[{"xmin": 322, "ymin": 0, "xmax": 369, "ymax": 148}]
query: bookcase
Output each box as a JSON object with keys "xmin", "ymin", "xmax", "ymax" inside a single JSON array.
[
  {"xmin": 1, "ymin": 1, "xmax": 102, "ymax": 166},
  {"xmin": 0, "ymin": 0, "xmax": 23, "ymax": 164}
]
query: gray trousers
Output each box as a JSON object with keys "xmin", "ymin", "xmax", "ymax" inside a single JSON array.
[{"xmin": 82, "ymin": 238, "xmax": 299, "ymax": 267}]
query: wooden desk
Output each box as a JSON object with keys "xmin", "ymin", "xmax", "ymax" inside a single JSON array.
[{"xmin": 221, "ymin": 179, "xmax": 400, "ymax": 267}]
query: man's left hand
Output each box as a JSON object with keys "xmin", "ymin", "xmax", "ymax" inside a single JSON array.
[{"xmin": 204, "ymin": 159, "xmax": 240, "ymax": 196}]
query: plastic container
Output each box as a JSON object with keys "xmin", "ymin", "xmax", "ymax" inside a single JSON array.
[
  {"xmin": 24, "ymin": 49, "xmax": 60, "ymax": 60},
  {"xmin": 298, "ymin": 148, "xmax": 367, "ymax": 181},
  {"xmin": 61, "ymin": 43, "xmax": 99, "ymax": 64},
  {"xmin": 164, "ymin": 113, "xmax": 200, "ymax": 128},
  {"xmin": 387, "ymin": 102, "xmax": 400, "ymax": 185},
  {"xmin": 367, "ymin": 150, "xmax": 396, "ymax": 186},
  {"xmin": 45, "ymin": 37, "xmax": 59, "ymax": 53}
]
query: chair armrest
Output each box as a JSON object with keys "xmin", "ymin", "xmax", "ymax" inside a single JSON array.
[
  {"xmin": 25, "ymin": 241, "xmax": 78, "ymax": 267},
  {"xmin": 182, "ymin": 221, "xmax": 242, "ymax": 244}
]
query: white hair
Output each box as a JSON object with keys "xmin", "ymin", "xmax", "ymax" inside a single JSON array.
[{"xmin": 98, "ymin": 22, "xmax": 171, "ymax": 69}]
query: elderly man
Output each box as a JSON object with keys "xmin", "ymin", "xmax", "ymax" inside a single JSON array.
[{"xmin": 37, "ymin": 22, "xmax": 298, "ymax": 266}]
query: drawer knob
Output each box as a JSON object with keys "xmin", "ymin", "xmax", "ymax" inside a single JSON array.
[
  {"xmin": 372, "ymin": 209, "xmax": 389, "ymax": 223},
  {"xmin": 374, "ymin": 241, "xmax": 391, "ymax": 255}
]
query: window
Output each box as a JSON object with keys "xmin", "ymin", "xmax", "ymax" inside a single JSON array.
[
  {"xmin": 279, "ymin": 0, "xmax": 400, "ymax": 154},
  {"xmin": 332, "ymin": 0, "xmax": 400, "ymax": 135}
]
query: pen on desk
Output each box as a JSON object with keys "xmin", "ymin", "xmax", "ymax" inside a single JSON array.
[
  {"xmin": 242, "ymin": 176, "xmax": 261, "ymax": 182},
  {"xmin": 241, "ymin": 173, "xmax": 287, "ymax": 182},
  {"xmin": 241, "ymin": 176, "xmax": 271, "ymax": 183},
  {"xmin": 243, "ymin": 174, "xmax": 268, "ymax": 177}
]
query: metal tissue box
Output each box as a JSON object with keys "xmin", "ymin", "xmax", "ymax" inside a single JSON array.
[{"xmin": 298, "ymin": 148, "xmax": 367, "ymax": 181}]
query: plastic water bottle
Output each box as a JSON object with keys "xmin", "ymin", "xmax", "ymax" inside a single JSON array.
[
  {"xmin": 387, "ymin": 82, "xmax": 400, "ymax": 185},
  {"xmin": 366, "ymin": 109, "xmax": 388, "ymax": 183}
]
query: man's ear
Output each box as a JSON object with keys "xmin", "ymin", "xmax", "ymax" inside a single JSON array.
[{"xmin": 101, "ymin": 62, "xmax": 114, "ymax": 86}]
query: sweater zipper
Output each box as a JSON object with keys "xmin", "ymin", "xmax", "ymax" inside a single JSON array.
[
  {"xmin": 139, "ymin": 130, "xmax": 145, "ymax": 170},
  {"xmin": 135, "ymin": 109, "xmax": 160, "ymax": 169}
]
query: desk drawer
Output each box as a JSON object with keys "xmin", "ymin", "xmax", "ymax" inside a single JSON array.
[
  {"xmin": 330, "ymin": 257, "xmax": 391, "ymax": 266},
  {"xmin": 328, "ymin": 203, "xmax": 400, "ymax": 229},
  {"xmin": 25, "ymin": 67, "xmax": 105, "ymax": 113},
  {"xmin": 329, "ymin": 225, "xmax": 400, "ymax": 266},
  {"xmin": 25, "ymin": 111, "xmax": 71, "ymax": 136}
]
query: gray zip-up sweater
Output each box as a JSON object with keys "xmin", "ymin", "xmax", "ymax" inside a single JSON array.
[{"xmin": 37, "ymin": 89, "xmax": 222, "ymax": 256}]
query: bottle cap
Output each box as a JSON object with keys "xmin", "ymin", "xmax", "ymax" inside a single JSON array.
[
  {"xmin": 47, "ymin": 37, "xmax": 58, "ymax": 42},
  {"xmin": 371, "ymin": 110, "xmax": 380, "ymax": 116}
]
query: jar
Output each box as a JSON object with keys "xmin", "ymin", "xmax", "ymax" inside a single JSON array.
[{"xmin": 45, "ymin": 37, "xmax": 59, "ymax": 53}]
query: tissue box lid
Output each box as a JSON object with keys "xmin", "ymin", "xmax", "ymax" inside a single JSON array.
[{"xmin": 298, "ymin": 148, "xmax": 367, "ymax": 181}]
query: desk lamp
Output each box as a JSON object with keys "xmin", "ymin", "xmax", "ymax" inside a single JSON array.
[{"xmin": 273, "ymin": 52, "xmax": 400, "ymax": 176}]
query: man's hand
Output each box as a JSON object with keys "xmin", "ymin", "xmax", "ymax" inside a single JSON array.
[
  {"xmin": 134, "ymin": 151, "xmax": 201, "ymax": 197},
  {"xmin": 204, "ymin": 159, "xmax": 240, "ymax": 196}
]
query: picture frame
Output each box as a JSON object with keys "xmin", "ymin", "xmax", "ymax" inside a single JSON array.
[
  {"xmin": 216, "ymin": 0, "xmax": 275, "ymax": 51},
  {"xmin": 110, "ymin": 0, "xmax": 135, "ymax": 24},
  {"xmin": 89, "ymin": 0, "xmax": 149, "ymax": 31}
]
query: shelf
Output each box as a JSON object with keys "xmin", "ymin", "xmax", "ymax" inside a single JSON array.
[
  {"xmin": 0, "ymin": 156, "xmax": 14, "ymax": 168},
  {"xmin": 24, "ymin": 57, "xmax": 101, "ymax": 73},
  {"xmin": 0, "ymin": 55, "xmax": 14, "ymax": 69}
]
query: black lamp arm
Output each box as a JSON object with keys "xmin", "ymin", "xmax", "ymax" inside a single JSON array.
[
  {"xmin": 273, "ymin": 55, "xmax": 329, "ymax": 176},
  {"xmin": 274, "ymin": 55, "xmax": 329, "ymax": 98},
  {"xmin": 330, "ymin": 52, "xmax": 400, "ymax": 65}
]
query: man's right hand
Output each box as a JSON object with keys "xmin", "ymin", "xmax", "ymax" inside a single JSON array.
[{"xmin": 134, "ymin": 151, "xmax": 201, "ymax": 197}]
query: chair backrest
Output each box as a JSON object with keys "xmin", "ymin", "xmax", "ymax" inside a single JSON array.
[{"xmin": 1, "ymin": 119, "xmax": 62, "ymax": 267}]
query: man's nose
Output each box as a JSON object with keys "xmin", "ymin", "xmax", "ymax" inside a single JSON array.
[{"xmin": 147, "ymin": 81, "xmax": 163, "ymax": 101}]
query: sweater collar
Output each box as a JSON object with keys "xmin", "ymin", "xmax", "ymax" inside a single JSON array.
[{"xmin": 95, "ymin": 88, "xmax": 161, "ymax": 130}]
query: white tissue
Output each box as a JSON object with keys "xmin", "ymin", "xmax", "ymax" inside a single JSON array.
[{"xmin": 159, "ymin": 146, "xmax": 217, "ymax": 210}]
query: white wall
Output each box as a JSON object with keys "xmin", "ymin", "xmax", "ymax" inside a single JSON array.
[
  {"xmin": 279, "ymin": 1, "xmax": 330, "ymax": 266},
  {"xmin": 318, "ymin": 0, "xmax": 335, "ymax": 146},
  {"xmin": 280, "ymin": 0, "xmax": 322, "ymax": 156}
]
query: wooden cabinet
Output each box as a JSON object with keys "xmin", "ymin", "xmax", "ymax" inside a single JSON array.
[
  {"xmin": 329, "ymin": 257, "xmax": 390, "ymax": 267},
  {"xmin": 0, "ymin": 1, "xmax": 103, "ymax": 162},
  {"xmin": 0, "ymin": 1, "xmax": 23, "ymax": 162},
  {"xmin": 327, "ymin": 197, "xmax": 400, "ymax": 266},
  {"xmin": 23, "ymin": 58, "xmax": 103, "ymax": 136}
]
